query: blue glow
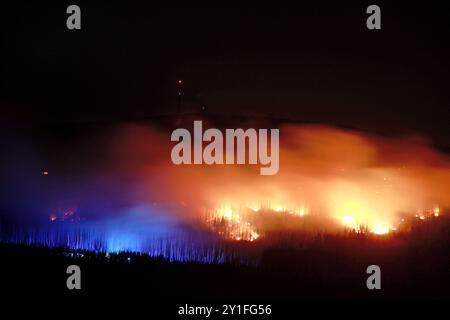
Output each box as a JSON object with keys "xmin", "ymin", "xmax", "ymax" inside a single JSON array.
[{"xmin": 0, "ymin": 205, "xmax": 240, "ymax": 264}]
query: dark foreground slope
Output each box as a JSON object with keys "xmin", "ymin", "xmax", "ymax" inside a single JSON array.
[{"xmin": 1, "ymin": 217, "xmax": 449, "ymax": 300}]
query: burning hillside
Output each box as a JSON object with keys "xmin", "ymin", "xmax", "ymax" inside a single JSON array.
[
  {"xmin": 109, "ymin": 120, "xmax": 450, "ymax": 242},
  {"xmin": 1, "ymin": 118, "xmax": 449, "ymax": 259}
]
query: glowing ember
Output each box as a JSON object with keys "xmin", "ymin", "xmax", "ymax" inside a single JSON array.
[
  {"xmin": 372, "ymin": 225, "xmax": 390, "ymax": 235},
  {"xmin": 49, "ymin": 208, "xmax": 80, "ymax": 222},
  {"xmin": 415, "ymin": 207, "xmax": 441, "ymax": 221},
  {"xmin": 434, "ymin": 207, "xmax": 440, "ymax": 217}
]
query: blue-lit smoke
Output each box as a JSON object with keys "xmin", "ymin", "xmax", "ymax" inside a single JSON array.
[
  {"xmin": 0, "ymin": 124, "xmax": 259, "ymax": 265},
  {"xmin": 0, "ymin": 205, "xmax": 233, "ymax": 264}
]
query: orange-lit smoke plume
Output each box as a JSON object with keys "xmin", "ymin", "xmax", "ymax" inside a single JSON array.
[{"xmin": 110, "ymin": 122, "xmax": 450, "ymax": 240}]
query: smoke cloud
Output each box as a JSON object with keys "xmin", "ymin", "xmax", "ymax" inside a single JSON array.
[{"xmin": 2, "ymin": 120, "xmax": 449, "ymax": 237}]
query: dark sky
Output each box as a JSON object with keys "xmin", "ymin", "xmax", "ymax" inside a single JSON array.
[{"xmin": 1, "ymin": 1, "xmax": 449, "ymax": 146}]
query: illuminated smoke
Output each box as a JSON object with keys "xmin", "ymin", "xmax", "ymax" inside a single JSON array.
[
  {"xmin": 1, "ymin": 120, "xmax": 449, "ymax": 259},
  {"xmin": 111, "ymin": 122, "xmax": 450, "ymax": 239}
]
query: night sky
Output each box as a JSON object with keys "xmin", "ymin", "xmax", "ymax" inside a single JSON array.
[{"xmin": 1, "ymin": 1, "xmax": 449, "ymax": 147}]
